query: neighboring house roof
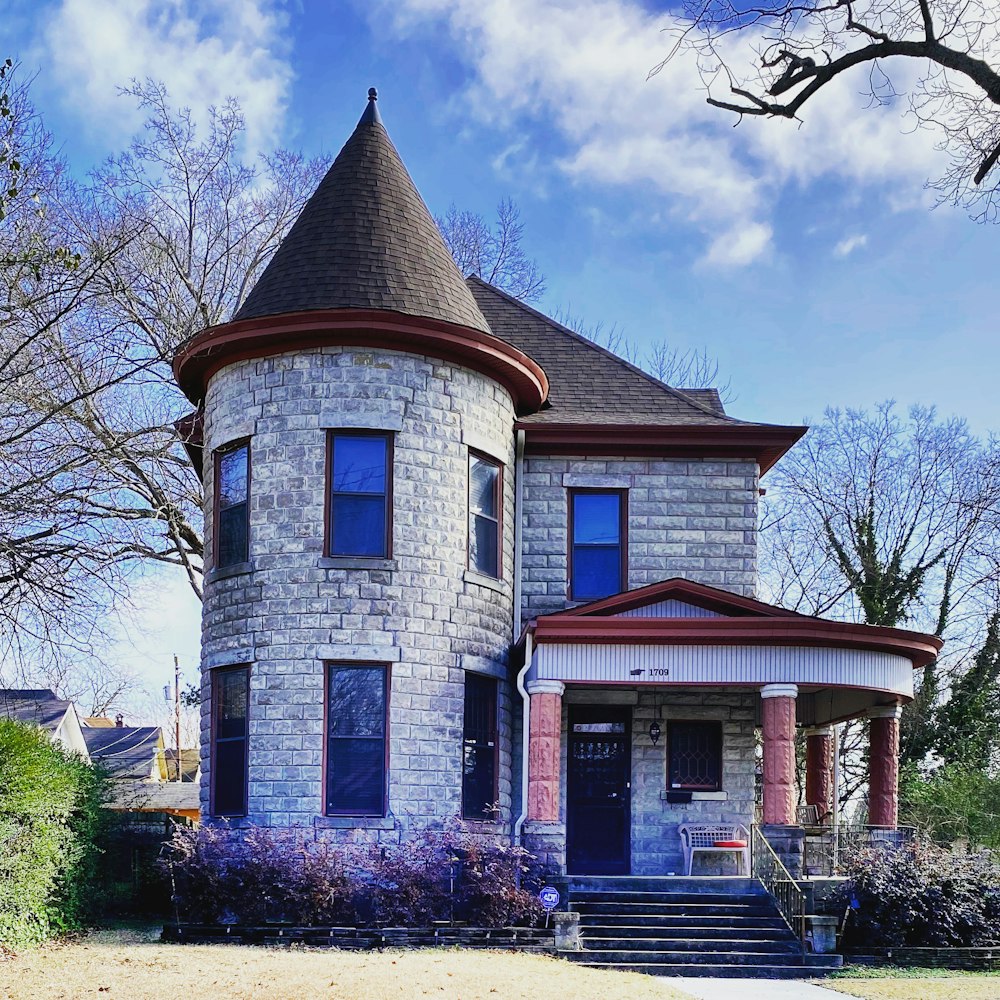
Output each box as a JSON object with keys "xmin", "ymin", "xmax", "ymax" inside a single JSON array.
[
  {"xmin": 83, "ymin": 716, "xmax": 116, "ymax": 727},
  {"xmin": 0, "ymin": 689, "xmax": 90, "ymax": 758},
  {"xmin": 233, "ymin": 90, "xmax": 491, "ymax": 334},
  {"xmin": 164, "ymin": 748, "xmax": 200, "ymax": 783},
  {"xmin": 83, "ymin": 726, "xmax": 165, "ymax": 781}
]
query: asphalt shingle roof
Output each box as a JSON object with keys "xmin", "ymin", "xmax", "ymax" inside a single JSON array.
[
  {"xmin": 0, "ymin": 689, "xmax": 72, "ymax": 734},
  {"xmin": 466, "ymin": 278, "xmax": 752, "ymax": 427},
  {"xmin": 234, "ymin": 92, "xmax": 491, "ymax": 334},
  {"xmin": 83, "ymin": 726, "xmax": 163, "ymax": 780}
]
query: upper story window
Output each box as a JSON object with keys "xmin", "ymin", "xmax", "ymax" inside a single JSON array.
[
  {"xmin": 462, "ymin": 673, "xmax": 498, "ymax": 820},
  {"xmin": 468, "ymin": 452, "xmax": 501, "ymax": 578},
  {"xmin": 211, "ymin": 665, "xmax": 249, "ymax": 817},
  {"xmin": 668, "ymin": 720, "xmax": 722, "ymax": 792},
  {"xmin": 214, "ymin": 441, "xmax": 250, "ymax": 568},
  {"xmin": 328, "ymin": 432, "xmax": 391, "ymax": 557},
  {"xmin": 326, "ymin": 663, "xmax": 389, "ymax": 816},
  {"xmin": 569, "ymin": 489, "xmax": 626, "ymax": 601}
]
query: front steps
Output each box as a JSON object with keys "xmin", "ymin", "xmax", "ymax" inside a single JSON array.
[{"xmin": 564, "ymin": 877, "xmax": 842, "ymax": 979}]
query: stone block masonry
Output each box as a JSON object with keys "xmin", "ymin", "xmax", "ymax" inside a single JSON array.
[
  {"xmin": 521, "ymin": 457, "xmax": 759, "ymax": 623},
  {"xmin": 200, "ymin": 346, "xmax": 517, "ymax": 839}
]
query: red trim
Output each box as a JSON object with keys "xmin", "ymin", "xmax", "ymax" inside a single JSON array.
[
  {"xmin": 529, "ymin": 615, "xmax": 941, "ymax": 668},
  {"xmin": 516, "ymin": 422, "xmax": 806, "ymax": 474},
  {"xmin": 173, "ymin": 309, "xmax": 549, "ymax": 413},
  {"xmin": 556, "ymin": 576, "xmax": 803, "ymax": 619}
]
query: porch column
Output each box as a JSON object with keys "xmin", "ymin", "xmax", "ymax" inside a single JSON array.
[
  {"xmin": 761, "ymin": 684, "xmax": 798, "ymax": 826},
  {"xmin": 805, "ymin": 726, "xmax": 834, "ymax": 825},
  {"xmin": 868, "ymin": 705, "xmax": 902, "ymax": 828},
  {"xmin": 526, "ymin": 680, "xmax": 564, "ymax": 822}
]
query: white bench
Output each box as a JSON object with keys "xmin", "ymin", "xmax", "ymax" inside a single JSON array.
[{"xmin": 678, "ymin": 823, "xmax": 751, "ymax": 876}]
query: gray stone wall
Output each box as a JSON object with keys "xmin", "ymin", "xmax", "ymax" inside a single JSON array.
[
  {"xmin": 521, "ymin": 457, "xmax": 759, "ymax": 622},
  {"xmin": 199, "ymin": 346, "xmax": 517, "ymax": 839}
]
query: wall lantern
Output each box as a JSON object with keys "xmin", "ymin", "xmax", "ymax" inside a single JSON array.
[{"xmin": 649, "ymin": 721, "xmax": 661, "ymax": 746}]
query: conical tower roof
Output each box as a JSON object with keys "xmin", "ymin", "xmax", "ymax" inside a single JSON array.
[{"xmin": 234, "ymin": 89, "xmax": 491, "ymax": 333}]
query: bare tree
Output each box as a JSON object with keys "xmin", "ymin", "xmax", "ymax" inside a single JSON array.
[
  {"xmin": 656, "ymin": 1, "xmax": 1000, "ymax": 219},
  {"xmin": 760, "ymin": 401, "xmax": 1000, "ymax": 767},
  {"xmin": 437, "ymin": 197, "xmax": 546, "ymax": 301}
]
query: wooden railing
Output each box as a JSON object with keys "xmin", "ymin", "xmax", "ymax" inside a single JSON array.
[{"xmin": 750, "ymin": 825, "xmax": 806, "ymax": 948}]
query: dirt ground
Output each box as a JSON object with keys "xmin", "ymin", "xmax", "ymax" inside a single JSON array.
[{"xmin": 0, "ymin": 928, "xmax": 694, "ymax": 1000}]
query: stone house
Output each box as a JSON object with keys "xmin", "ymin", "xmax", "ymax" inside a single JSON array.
[{"xmin": 172, "ymin": 90, "xmax": 940, "ymax": 878}]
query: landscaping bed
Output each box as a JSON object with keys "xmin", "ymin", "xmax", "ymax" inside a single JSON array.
[{"xmin": 842, "ymin": 948, "xmax": 1000, "ymax": 971}]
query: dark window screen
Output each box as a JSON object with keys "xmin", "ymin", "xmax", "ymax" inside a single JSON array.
[
  {"xmin": 668, "ymin": 721, "xmax": 722, "ymax": 791},
  {"xmin": 212, "ymin": 666, "xmax": 249, "ymax": 816},
  {"xmin": 571, "ymin": 491, "xmax": 623, "ymax": 600},
  {"xmin": 469, "ymin": 454, "xmax": 500, "ymax": 578},
  {"xmin": 462, "ymin": 673, "xmax": 498, "ymax": 819},
  {"xmin": 330, "ymin": 433, "xmax": 390, "ymax": 557},
  {"xmin": 216, "ymin": 444, "xmax": 249, "ymax": 568},
  {"xmin": 326, "ymin": 665, "xmax": 387, "ymax": 815}
]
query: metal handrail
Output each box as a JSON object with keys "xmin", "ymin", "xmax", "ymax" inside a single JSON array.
[{"xmin": 750, "ymin": 825, "xmax": 806, "ymax": 949}]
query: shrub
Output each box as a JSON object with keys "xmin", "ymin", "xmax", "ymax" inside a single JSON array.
[
  {"xmin": 162, "ymin": 825, "xmax": 547, "ymax": 928},
  {"xmin": 0, "ymin": 719, "xmax": 109, "ymax": 948},
  {"xmin": 835, "ymin": 841, "xmax": 1000, "ymax": 948}
]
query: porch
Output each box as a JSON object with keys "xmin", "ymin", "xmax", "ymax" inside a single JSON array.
[{"xmin": 515, "ymin": 578, "xmax": 941, "ymax": 879}]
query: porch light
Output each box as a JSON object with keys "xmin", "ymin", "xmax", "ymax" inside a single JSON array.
[{"xmin": 649, "ymin": 721, "xmax": 661, "ymax": 746}]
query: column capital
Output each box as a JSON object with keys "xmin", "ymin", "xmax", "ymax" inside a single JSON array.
[
  {"xmin": 760, "ymin": 683, "xmax": 798, "ymax": 700},
  {"xmin": 527, "ymin": 679, "xmax": 565, "ymax": 697},
  {"xmin": 867, "ymin": 704, "xmax": 903, "ymax": 720},
  {"xmin": 805, "ymin": 725, "xmax": 833, "ymax": 738}
]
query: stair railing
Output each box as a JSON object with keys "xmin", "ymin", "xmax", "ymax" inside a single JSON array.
[{"xmin": 750, "ymin": 825, "xmax": 806, "ymax": 949}]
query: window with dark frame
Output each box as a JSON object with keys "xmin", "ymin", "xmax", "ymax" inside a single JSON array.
[
  {"xmin": 468, "ymin": 452, "xmax": 501, "ymax": 578},
  {"xmin": 569, "ymin": 489, "xmax": 625, "ymax": 600},
  {"xmin": 668, "ymin": 720, "xmax": 723, "ymax": 792},
  {"xmin": 215, "ymin": 442, "xmax": 249, "ymax": 568},
  {"xmin": 462, "ymin": 673, "xmax": 498, "ymax": 820},
  {"xmin": 326, "ymin": 664, "xmax": 388, "ymax": 816},
  {"xmin": 328, "ymin": 432, "xmax": 391, "ymax": 558},
  {"xmin": 211, "ymin": 665, "xmax": 249, "ymax": 817}
]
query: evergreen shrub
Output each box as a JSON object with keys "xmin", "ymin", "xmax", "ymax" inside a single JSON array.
[
  {"xmin": 0, "ymin": 719, "xmax": 108, "ymax": 948},
  {"xmin": 162, "ymin": 825, "xmax": 548, "ymax": 928}
]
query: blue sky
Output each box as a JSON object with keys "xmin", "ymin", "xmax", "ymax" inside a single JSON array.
[{"xmin": 7, "ymin": 0, "xmax": 997, "ymax": 716}]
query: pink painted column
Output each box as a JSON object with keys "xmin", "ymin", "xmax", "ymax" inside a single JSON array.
[
  {"xmin": 761, "ymin": 684, "xmax": 798, "ymax": 826},
  {"xmin": 526, "ymin": 680, "xmax": 564, "ymax": 822},
  {"xmin": 805, "ymin": 726, "xmax": 835, "ymax": 824},
  {"xmin": 868, "ymin": 705, "xmax": 902, "ymax": 828}
]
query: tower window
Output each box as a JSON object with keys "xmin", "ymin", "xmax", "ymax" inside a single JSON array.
[
  {"xmin": 214, "ymin": 441, "xmax": 250, "ymax": 568},
  {"xmin": 211, "ymin": 665, "xmax": 249, "ymax": 817},
  {"xmin": 327, "ymin": 432, "xmax": 392, "ymax": 557},
  {"xmin": 462, "ymin": 673, "xmax": 499, "ymax": 820},
  {"xmin": 468, "ymin": 452, "xmax": 501, "ymax": 578}
]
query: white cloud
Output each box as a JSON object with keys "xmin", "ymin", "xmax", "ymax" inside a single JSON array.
[
  {"xmin": 381, "ymin": 0, "xmax": 949, "ymax": 268},
  {"xmin": 39, "ymin": 0, "xmax": 294, "ymax": 155},
  {"xmin": 833, "ymin": 234, "xmax": 869, "ymax": 257}
]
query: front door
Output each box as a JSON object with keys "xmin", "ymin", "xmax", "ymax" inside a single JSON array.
[{"xmin": 566, "ymin": 705, "xmax": 631, "ymax": 874}]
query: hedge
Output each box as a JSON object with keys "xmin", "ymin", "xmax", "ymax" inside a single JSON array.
[{"xmin": 0, "ymin": 719, "xmax": 108, "ymax": 947}]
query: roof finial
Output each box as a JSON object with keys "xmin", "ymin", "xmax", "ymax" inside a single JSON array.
[{"xmin": 359, "ymin": 86, "xmax": 382, "ymax": 126}]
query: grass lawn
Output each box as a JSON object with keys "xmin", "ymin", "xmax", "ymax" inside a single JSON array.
[
  {"xmin": 0, "ymin": 927, "xmax": 696, "ymax": 1000},
  {"xmin": 826, "ymin": 966, "xmax": 1000, "ymax": 1000}
]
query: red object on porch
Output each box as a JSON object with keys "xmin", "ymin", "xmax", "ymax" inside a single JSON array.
[
  {"xmin": 805, "ymin": 727, "xmax": 834, "ymax": 824},
  {"xmin": 526, "ymin": 681, "xmax": 563, "ymax": 822},
  {"xmin": 761, "ymin": 684, "xmax": 797, "ymax": 826},
  {"xmin": 868, "ymin": 706, "xmax": 902, "ymax": 828},
  {"xmin": 713, "ymin": 840, "xmax": 747, "ymax": 848}
]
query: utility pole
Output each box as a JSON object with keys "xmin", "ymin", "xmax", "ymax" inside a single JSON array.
[{"xmin": 173, "ymin": 654, "xmax": 182, "ymax": 782}]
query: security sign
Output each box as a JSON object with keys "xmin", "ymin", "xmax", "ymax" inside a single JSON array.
[{"xmin": 539, "ymin": 886, "xmax": 560, "ymax": 910}]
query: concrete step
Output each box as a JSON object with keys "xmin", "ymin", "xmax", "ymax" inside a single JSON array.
[
  {"xmin": 579, "ymin": 936, "xmax": 802, "ymax": 954},
  {"xmin": 569, "ymin": 949, "xmax": 819, "ymax": 966},
  {"xmin": 575, "ymin": 914, "xmax": 788, "ymax": 929},
  {"xmin": 566, "ymin": 877, "xmax": 761, "ymax": 895},
  {"xmin": 567, "ymin": 959, "xmax": 842, "ymax": 979},
  {"xmin": 570, "ymin": 901, "xmax": 777, "ymax": 917},
  {"xmin": 579, "ymin": 923, "xmax": 791, "ymax": 940},
  {"xmin": 570, "ymin": 891, "xmax": 765, "ymax": 905}
]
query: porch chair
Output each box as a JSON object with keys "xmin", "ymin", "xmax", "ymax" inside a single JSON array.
[{"xmin": 678, "ymin": 823, "xmax": 751, "ymax": 876}]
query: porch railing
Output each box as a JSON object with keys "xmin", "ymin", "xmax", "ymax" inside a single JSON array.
[
  {"xmin": 803, "ymin": 823, "xmax": 917, "ymax": 877},
  {"xmin": 750, "ymin": 825, "xmax": 806, "ymax": 948}
]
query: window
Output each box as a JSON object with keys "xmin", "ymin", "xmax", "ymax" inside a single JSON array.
[
  {"xmin": 569, "ymin": 489, "xmax": 626, "ymax": 600},
  {"xmin": 214, "ymin": 442, "xmax": 249, "ymax": 568},
  {"xmin": 462, "ymin": 673, "xmax": 498, "ymax": 820},
  {"xmin": 668, "ymin": 721, "xmax": 722, "ymax": 792},
  {"xmin": 468, "ymin": 452, "xmax": 501, "ymax": 578},
  {"xmin": 326, "ymin": 664, "xmax": 388, "ymax": 816},
  {"xmin": 328, "ymin": 432, "xmax": 391, "ymax": 557},
  {"xmin": 211, "ymin": 666, "xmax": 249, "ymax": 816}
]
